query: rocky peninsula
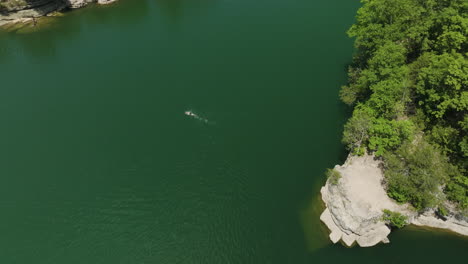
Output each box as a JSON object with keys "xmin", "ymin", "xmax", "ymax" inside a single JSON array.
[
  {"xmin": 0, "ymin": 0, "xmax": 118, "ymax": 26},
  {"xmin": 320, "ymin": 154, "xmax": 468, "ymax": 247}
]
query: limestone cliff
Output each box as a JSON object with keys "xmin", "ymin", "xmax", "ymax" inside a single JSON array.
[
  {"xmin": 320, "ymin": 154, "xmax": 468, "ymax": 247},
  {"xmin": 0, "ymin": 0, "xmax": 117, "ymax": 26}
]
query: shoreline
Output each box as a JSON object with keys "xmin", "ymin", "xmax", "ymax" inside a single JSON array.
[
  {"xmin": 319, "ymin": 154, "xmax": 468, "ymax": 247},
  {"xmin": 0, "ymin": 0, "xmax": 118, "ymax": 28},
  {"xmin": 405, "ymin": 223, "xmax": 468, "ymax": 238}
]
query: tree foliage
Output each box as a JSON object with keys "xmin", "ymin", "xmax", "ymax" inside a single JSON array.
[
  {"xmin": 413, "ymin": 52, "xmax": 468, "ymax": 119},
  {"xmin": 342, "ymin": 0, "xmax": 467, "ymax": 211},
  {"xmin": 384, "ymin": 139, "xmax": 451, "ymax": 210},
  {"xmin": 382, "ymin": 209, "xmax": 408, "ymax": 228}
]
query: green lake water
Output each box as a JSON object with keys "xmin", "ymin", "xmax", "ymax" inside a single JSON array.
[{"xmin": 0, "ymin": 0, "xmax": 466, "ymax": 263}]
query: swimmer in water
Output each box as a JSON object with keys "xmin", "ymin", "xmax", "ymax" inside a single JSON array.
[
  {"xmin": 185, "ymin": 111, "xmax": 195, "ymax": 117},
  {"xmin": 184, "ymin": 110, "xmax": 210, "ymax": 123}
]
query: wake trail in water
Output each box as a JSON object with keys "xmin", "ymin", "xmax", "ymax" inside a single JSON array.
[{"xmin": 184, "ymin": 110, "xmax": 211, "ymax": 124}]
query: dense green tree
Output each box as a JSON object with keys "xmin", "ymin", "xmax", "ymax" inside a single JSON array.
[
  {"xmin": 342, "ymin": 105, "xmax": 415, "ymax": 157},
  {"xmin": 446, "ymin": 174, "xmax": 468, "ymax": 209},
  {"xmin": 348, "ymin": 0, "xmax": 429, "ymax": 56},
  {"xmin": 384, "ymin": 139, "xmax": 450, "ymax": 210},
  {"xmin": 368, "ymin": 118, "xmax": 414, "ymax": 156},
  {"xmin": 340, "ymin": 67, "xmax": 376, "ymax": 105},
  {"xmin": 429, "ymin": 125, "xmax": 459, "ymax": 155},
  {"xmin": 342, "ymin": 106, "xmax": 373, "ymax": 155},
  {"xmin": 429, "ymin": 0, "xmax": 468, "ymax": 53},
  {"xmin": 460, "ymin": 115, "xmax": 468, "ymax": 158},
  {"xmin": 342, "ymin": 0, "xmax": 467, "ymax": 212},
  {"xmin": 413, "ymin": 52, "xmax": 468, "ymax": 119}
]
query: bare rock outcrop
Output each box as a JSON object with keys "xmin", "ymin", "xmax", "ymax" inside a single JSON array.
[
  {"xmin": 412, "ymin": 211, "xmax": 468, "ymax": 236},
  {"xmin": 320, "ymin": 155, "xmax": 411, "ymax": 247},
  {"xmin": 0, "ymin": 0, "xmax": 118, "ymax": 26},
  {"xmin": 67, "ymin": 0, "xmax": 117, "ymax": 9},
  {"xmin": 320, "ymin": 154, "xmax": 468, "ymax": 247}
]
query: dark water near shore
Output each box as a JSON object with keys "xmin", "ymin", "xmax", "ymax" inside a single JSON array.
[{"xmin": 0, "ymin": 0, "xmax": 466, "ymax": 263}]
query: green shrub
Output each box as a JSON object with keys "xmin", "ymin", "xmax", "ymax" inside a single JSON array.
[
  {"xmin": 382, "ymin": 209, "xmax": 408, "ymax": 229},
  {"xmin": 325, "ymin": 169, "xmax": 342, "ymax": 185},
  {"xmin": 437, "ymin": 205, "xmax": 448, "ymax": 218},
  {"xmin": 445, "ymin": 175, "xmax": 468, "ymax": 209}
]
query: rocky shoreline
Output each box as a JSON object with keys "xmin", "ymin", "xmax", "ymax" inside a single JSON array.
[
  {"xmin": 0, "ymin": 0, "xmax": 118, "ymax": 27},
  {"xmin": 320, "ymin": 154, "xmax": 468, "ymax": 247}
]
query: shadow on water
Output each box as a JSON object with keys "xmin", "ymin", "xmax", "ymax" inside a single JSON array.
[
  {"xmin": 0, "ymin": 0, "xmax": 223, "ymax": 61},
  {"xmin": 79, "ymin": 0, "xmax": 150, "ymax": 26},
  {"xmin": 0, "ymin": 0, "xmax": 149, "ymax": 61},
  {"xmin": 310, "ymin": 226, "xmax": 468, "ymax": 264},
  {"xmin": 0, "ymin": 17, "xmax": 81, "ymax": 59},
  {"xmin": 300, "ymin": 192, "xmax": 332, "ymax": 252}
]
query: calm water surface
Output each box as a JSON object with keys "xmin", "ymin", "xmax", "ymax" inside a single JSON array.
[{"xmin": 0, "ymin": 0, "xmax": 466, "ymax": 263}]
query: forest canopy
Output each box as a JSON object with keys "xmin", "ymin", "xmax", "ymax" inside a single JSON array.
[{"xmin": 341, "ymin": 0, "xmax": 467, "ymax": 212}]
